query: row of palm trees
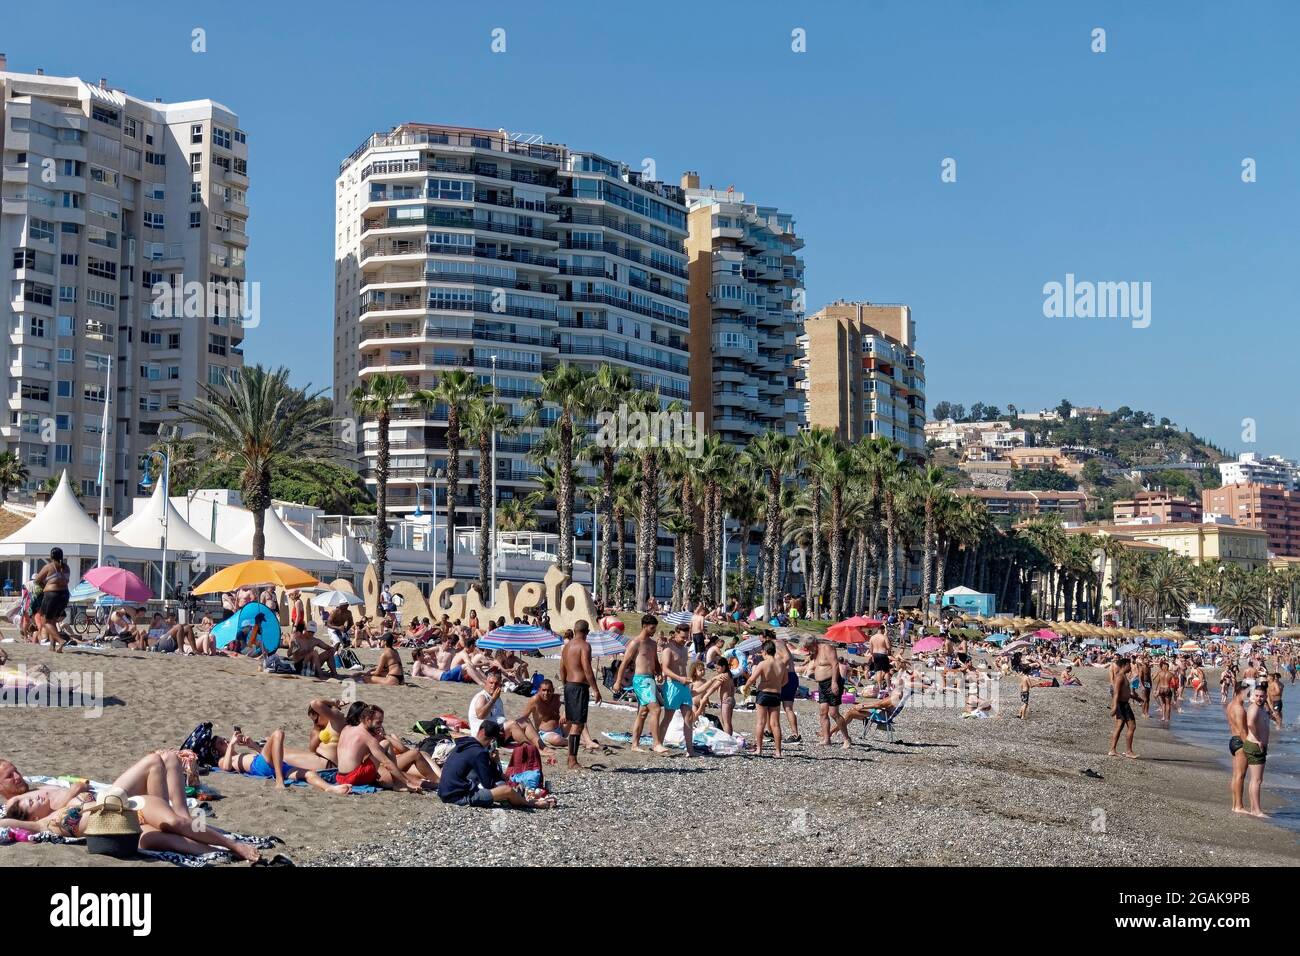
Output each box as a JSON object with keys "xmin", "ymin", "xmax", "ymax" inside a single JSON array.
[{"xmin": 168, "ymin": 363, "xmax": 1300, "ymax": 630}]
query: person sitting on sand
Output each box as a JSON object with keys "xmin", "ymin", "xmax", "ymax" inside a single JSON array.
[
  {"xmin": 306, "ymin": 698, "xmax": 349, "ymax": 766},
  {"xmin": 213, "ymin": 727, "xmax": 351, "ymax": 794},
  {"xmin": 357, "ymin": 632, "xmax": 405, "ymax": 685},
  {"xmin": 440, "ymin": 637, "xmax": 490, "ymax": 686},
  {"xmin": 411, "ymin": 646, "xmax": 444, "ymax": 680},
  {"xmin": 360, "ymin": 704, "xmax": 440, "ymax": 787},
  {"xmin": 1059, "ymin": 665, "xmax": 1082, "ymax": 687},
  {"xmin": 437, "ymin": 720, "xmax": 555, "ymax": 810},
  {"xmin": 469, "ymin": 672, "xmax": 548, "ymax": 751},
  {"xmin": 287, "ymin": 621, "xmax": 339, "ymax": 678},
  {"xmin": 335, "ymin": 703, "xmax": 428, "ymax": 792}
]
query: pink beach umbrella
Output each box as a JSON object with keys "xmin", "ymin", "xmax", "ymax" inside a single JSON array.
[
  {"xmin": 83, "ymin": 566, "xmax": 153, "ymax": 603},
  {"xmin": 1033, "ymin": 628, "xmax": 1060, "ymax": 641},
  {"xmin": 912, "ymin": 636, "xmax": 944, "ymax": 653}
]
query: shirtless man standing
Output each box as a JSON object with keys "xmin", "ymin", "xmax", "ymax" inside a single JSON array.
[
  {"xmin": 689, "ymin": 603, "xmax": 707, "ymax": 660},
  {"xmin": 658, "ymin": 624, "xmax": 696, "ymax": 757},
  {"xmin": 1135, "ymin": 655, "xmax": 1153, "ymax": 717},
  {"xmin": 868, "ymin": 628, "xmax": 891, "ymax": 676},
  {"xmin": 1243, "ymin": 684, "xmax": 1271, "ymax": 817},
  {"xmin": 558, "ymin": 619, "xmax": 603, "ymax": 768},
  {"xmin": 743, "ymin": 640, "xmax": 787, "ymax": 758},
  {"xmin": 1107, "ymin": 657, "xmax": 1138, "ymax": 758},
  {"xmin": 1225, "ymin": 681, "xmax": 1249, "ymax": 813},
  {"xmin": 360, "ymin": 632, "xmax": 404, "ymax": 685},
  {"xmin": 813, "ymin": 638, "xmax": 852, "ymax": 749},
  {"xmin": 1152, "ymin": 660, "xmax": 1173, "ymax": 722},
  {"xmin": 611, "ymin": 615, "xmax": 663, "ymax": 753}
]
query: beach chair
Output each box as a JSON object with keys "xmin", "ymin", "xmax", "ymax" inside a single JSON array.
[{"xmin": 863, "ymin": 690, "xmax": 911, "ymax": 742}]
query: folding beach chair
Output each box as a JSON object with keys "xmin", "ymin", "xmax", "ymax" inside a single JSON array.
[{"xmin": 863, "ymin": 689, "xmax": 911, "ymax": 742}]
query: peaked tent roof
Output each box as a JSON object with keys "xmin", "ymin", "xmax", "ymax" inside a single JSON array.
[
  {"xmin": 225, "ymin": 505, "xmax": 336, "ymax": 568},
  {"xmin": 0, "ymin": 471, "xmax": 130, "ymax": 549},
  {"xmin": 943, "ymin": 585, "xmax": 985, "ymax": 597},
  {"xmin": 113, "ymin": 481, "xmax": 234, "ymax": 556}
]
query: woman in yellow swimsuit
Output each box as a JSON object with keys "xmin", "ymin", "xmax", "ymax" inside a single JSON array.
[{"xmin": 307, "ymin": 698, "xmax": 348, "ymax": 767}]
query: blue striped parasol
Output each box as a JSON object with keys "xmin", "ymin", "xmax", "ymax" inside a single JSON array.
[
  {"xmin": 68, "ymin": 580, "xmax": 129, "ymax": 607},
  {"xmin": 660, "ymin": 611, "xmax": 693, "ymax": 627},
  {"xmin": 479, "ymin": 623, "xmax": 564, "ymax": 651},
  {"xmin": 585, "ymin": 629, "xmax": 628, "ymax": 657}
]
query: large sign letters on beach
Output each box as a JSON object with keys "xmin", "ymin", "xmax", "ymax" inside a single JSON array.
[{"xmin": 358, "ymin": 564, "xmax": 597, "ymax": 632}]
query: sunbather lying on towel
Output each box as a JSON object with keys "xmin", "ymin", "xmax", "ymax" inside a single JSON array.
[{"xmin": 213, "ymin": 727, "xmax": 352, "ymax": 795}]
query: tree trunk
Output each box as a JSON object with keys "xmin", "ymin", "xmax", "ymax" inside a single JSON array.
[
  {"xmin": 885, "ymin": 500, "xmax": 898, "ymax": 611},
  {"xmin": 599, "ymin": 448, "xmax": 615, "ymax": 605},
  {"xmin": 829, "ymin": 480, "xmax": 844, "ymax": 618},
  {"xmin": 445, "ymin": 411, "xmax": 460, "ymax": 579},
  {"xmin": 557, "ymin": 415, "xmax": 574, "ymax": 576},
  {"xmin": 476, "ymin": 427, "xmax": 491, "ymax": 595},
  {"xmin": 681, "ymin": 478, "xmax": 696, "ymax": 609},
  {"xmin": 615, "ymin": 504, "xmax": 627, "ymax": 608},
  {"xmin": 809, "ymin": 476, "xmax": 823, "ymax": 618}
]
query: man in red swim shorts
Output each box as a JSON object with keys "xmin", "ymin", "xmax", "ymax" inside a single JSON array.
[{"xmin": 336, "ymin": 703, "xmax": 425, "ymax": 792}]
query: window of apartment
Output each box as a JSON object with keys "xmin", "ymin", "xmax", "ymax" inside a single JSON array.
[
  {"xmin": 28, "ymin": 218, "xmax": 55, "ymax": 243},
  {"xmin": 144, "ymin": 183, "xmax": 164, "ymax": 201},
  {"xmin": 59, "ymin": 192, "xmax": 80, "ymax": 209},
  {"xmin": 17, "ymin": 282, "xmax": 53, "ymax": 306},
  {"xmin": 84, "ymin": 351, "xmax": 110, "ymax": 372},
  {"xmin": 86, "ymin": 226, "xmax": 117, "ymax": 250},
  {"xmin": 88, "ymin": 194, "xmax": 120, "ymax": 220},
  {"xmin": 208, "ymin": 333, "xmax": 228, "ymax": 356},
  {"xmin": 234, "ymin": 129, "xmax": 246, "ymax": 144},
  {"xmin": 233, "ymin": 158, "xmax": 247, "ymax": 176},
  {"xmin": 141, "ymin": 271, "xmax": 165, "ymax": 289},
  {"xmin": 57, "ymin": 380, "xmax": 72, "ymax": 399},
  {"xmin": 56, "ymin": 413, "xmax": 72, "ymax": 431},
  {"xmin": 58, "ymin": 286, "xmax": 77, "ymax": 303},
  {"xmin": 87, "ymin": 257, "xmax": 117, "ymax": 280},
  {"xmin": 123, "ymin": 147, "xmax": 142, "ymax": 172},
  {"xmin": 143, "ymin": 211, "xmax": 165, "ymax": 230},
  {"xmin": 57, "ymin": 315, "xmax": 74, "ymax": 337},
  {"xmin": 60, "ymin": 252, "xmax": 79, "ymax": 267},
  {"xmin": 123, "ymin": 117, "xmax": 137, "ymax": 139},
  {"xmin": 189, "ymin": 152, "xmax": 202, "ymax": 173},
  {"xmin": 82, "ymin": 383, "xmax": 106, "ymax": 404},
  {"xmin": 138, "ymin": 394, "xmax": 161, "ymax": 412},
  {"xmin": 145, "ymin": 151, "xmax": 166, "ymax": 166},
  {"xmin": 86, "ymin": 289, "xmax": 115, "ymax": 311},
  {"xmin": 91, "ymin": 104, "xmax": 120, "ymax": 126},
  {"xmin": 19, "ymin": 382, "xmax": 51, "ymax": 403},
  {"xmin": 207, "ymin": 364, "xmax": 228, "ymax": 387},
  {"xmin": 190, "ymin": 211, "xmax": 202, "ymax": 229},
  {"xmin": 191, "ymin": 124, "xmax": 204, "ymax": 144},
  {"xmin": 213, "ymin": 214, "xmax": 231, "ymax": 232},
  {"xmin": 191, "ymin": 181, "xmax": 203, "ymax": 203},
  {"xmin": 27, "ymin": 316, "xmax": 47, "ymax": 338},
  {"xmin": 213, "ymin": 127, "xmax": 231, "ymax": 150}
]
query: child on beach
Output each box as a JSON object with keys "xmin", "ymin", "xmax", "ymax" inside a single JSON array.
[{"xmin": 1017, "ymin": 671, "xmax": 1032, "ymax": 719}]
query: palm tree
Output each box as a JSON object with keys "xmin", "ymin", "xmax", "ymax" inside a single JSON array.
[
  {"xmin": 0, "ymin": 451, "xmax": 29, "ymax": 503},
  {"xmin": 496, "ymin": 497, "xmax": 537, "ymax": 533},
  {"xmin": 349, "ymin": 372, "xmax": 411, "ymax": 588},
  {"xmin": 663, "ymin": 510, "xmax": 695, "ymax": 610},
  {"xmin": 743, "ymin": 431, "xmax": 795, "ymax": 611},
  {"xmin": 417, "ymin": 370, "xmax": 486, "ymax": 579},
  {"xmin": 611, "ymin": 461, "xmax": 638, "ymax": 607},
  {"xmin": 915, "ymin": 465, "xmax": 954, "ymax": 623},
  {"xmin": 820, "ymin": 441, "xmax": 853, "ymax": 617},
  {"xmin": 627, "ymin": 388, "xmax": 668, "ymax": 610},
  {"xmin": 797, "ymin": 427, "xmax": 836, "ymax": 617},
  {"xmin": 464, "ymin": 392, "xmax": 515, "ymax": 595},
  {"xmin": 179, "ymin": 365, "xmax": 335, "ymax": 560},
  {"xmin": 1217, "ymin": 572, "xmax": 1268, "ymax": 631},
  {"xmin": 725, "ymin": 482, "xmax": 761, "ymax": 609},
  {"xmin": 587, "ymin": 364, "xmax": 632, "ymax": 602},
  {"xmin": 530, "ymin": 363, "xmax": 591, "ymax": 576},
  {"xmin": 856, "ymin": 438, "xmax": 905, "ymax": 611}
]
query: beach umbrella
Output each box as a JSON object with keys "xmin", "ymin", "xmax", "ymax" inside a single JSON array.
[
  {"xmin": 1248, "ymin": 625, "xmax": 1271, "ymax": 636},
  {"xmin": 68, "ymin": 580, "xmax": 131, "ymax": 607},
  {"xmin": 84, "ymin": 566, "xmax": 152, "ymax": 603},
  {"xmin": 211, "ymin": 601, "xmax": 281, "ymax": 654},
  {"xmin": 478, "ymin": 623, "xmax": 563, "ymax": 652},
  {"xmin": 1178, "ymin": 641, "xmax": 1200, "ymax": 652},
  {"xmin": 1081, "ymin": 638, "xmax": 1108, "ymax": 648},
  {"xmin": 746, "ymin": 605, "xmax": 767, "ymax": 622},
  {"xmin": 912, "ymin": 636, "xmax": 944, "ymax": 653},
  {"xmin": 984, "ymin": 633, "xmax": 1009, "ymax": 644},
  {"xmin": 1000, "ymin": 640, "xmax": 1032, "ymax": 654},
  {"xmin": 1116, "ymin": 642, "xmax": 1141, "ymax": 654},
  {"xmin": 661, "ymin": 610, "xmax": 694, "ymax": 627},
  {"xmin": 1150, "ymin": 637, "xmax": 1178, "ymax": 648},
  {"xmin": 733, "ymin": 636, "xmax": 764, "ymax": 654},
  {"xmin": 311, "ymin": 589, "xmax": 364, "ymax": 609},
  {"xmin": 824, "ymin": 621, "xmax": 868, "ymax": 644},
  {"xmin": 191, "ymin": 559, "xmax": 319, "ymax": 595},
  {"xmin": 1033, "ymin": 628, "xmax": 1060, "ymax": 641},
  {"xmin": 840, "ymin": 615, "xmax": 883, "ymax": 629},
  {"xmin": 586, "ymin": 629, "xmax": 628, "ymax": 657}
]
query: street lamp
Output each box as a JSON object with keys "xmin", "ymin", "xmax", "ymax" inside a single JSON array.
[
  {"xmin": 412, "ymin": 466, "xmax": 446, "ymax": 584},
  {"xmin": 720, "ymin": 513, "xmax": 738, "ymax": 611},
  {"xmin": 139, "ymin": 449, "xmax": 171, "ymax": 604},
  {"xmin": 575, "ymin": 511, "xmax": 599, "ymax": 593}
]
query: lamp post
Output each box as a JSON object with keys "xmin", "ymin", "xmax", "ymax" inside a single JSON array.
[
  {"xmin": 490, "ymin": 353, "xmax": 498, "ymax": 595},
  {"xmin": 139, "ymin": 449, "xmax": 170, "ymax": 604},
  {"xmin": 413, "ymin": 466, "xmax": 446, "ymax": 585},
  {"xmin": 720, "ymin": 513, "xmax": 735, "ymax": 611},
  {"xmin": 574, "ymin": 511, "xmax": 599, "ymax": 592}
]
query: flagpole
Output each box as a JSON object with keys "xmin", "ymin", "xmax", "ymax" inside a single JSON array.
[{"xmin": 96, "ymin": 355, "xmax": 112, "ymax": 567}]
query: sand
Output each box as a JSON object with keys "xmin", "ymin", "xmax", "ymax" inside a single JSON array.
[{"xmin": 1, "ymin": 634, "xmax": 1297, "ymax": 867}]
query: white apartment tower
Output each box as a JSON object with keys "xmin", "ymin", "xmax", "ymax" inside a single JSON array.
[
  {"xmin": 334, "ymin": 125, "xmax": 689, "ymax": 592},
  {"xmin": 1, "ymin": 57, "xmax": 249, "ymax": 520},
  {"xmin": 681, "ymin": 174, "xmax": 806, "ymax": 445}
]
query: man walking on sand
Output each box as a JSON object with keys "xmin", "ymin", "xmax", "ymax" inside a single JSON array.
[
  {"xmin": 1107, "ymin": 656, "xmax": 1138, "ymax": 758},
  {"xmin": 1225, "ymin": 680, "xmax": 1249, "ymax": 813},
  {"xmin": 558, "ymin": 619, "xmax": 602, "ymax": 769},
  {"xmin": 658, "ymin": 623, "xmax": 696, "ymax": 757},
  {"xmin": 1243, "ymin": 683, "xmax": 1271, "ymax": 817},
  {"xmin": 813, "ymin": 635, "xmax": 852, "ymax": 749},
  {"xmin": 743, "ymin": 639, "xmax": 787, "ymax": 758},
  {"xmin": 611, "ymin": 615, "xmax": 663, "ymax": 753}
]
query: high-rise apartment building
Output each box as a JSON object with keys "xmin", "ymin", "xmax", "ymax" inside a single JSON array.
[
  {"xmin": 1218, "ymin": 452, "xmax": 1300, "ymax": 491},
  {"xmin": 681, "ymin": 174, "xmax": 805, "ymax": 445},
  {"xmin": 335, "ymin": 125, "xmax": 690, "ymax": 594},
  {"xmin": 1203, "ymin": 483, "xmax": 1300, "ymax": 557},
  {"xmin": 1, "ymin": 58, "xmax": 249, "ymax": 520},
  {"xmin": 796, "ymin": 301, "xmax": 926, "ymax": 454}
]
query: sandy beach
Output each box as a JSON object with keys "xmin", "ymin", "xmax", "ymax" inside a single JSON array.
[{"xmin": 2, "ymin": 636, "xmax": 1297, "ymax": 867}]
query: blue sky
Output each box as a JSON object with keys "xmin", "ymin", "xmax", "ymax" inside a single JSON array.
[{"xmin": 8, "ymin": 0, "xmax": 1299, "ymax": 459}]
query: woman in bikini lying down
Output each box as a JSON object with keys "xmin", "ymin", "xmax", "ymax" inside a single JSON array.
[
  {"xmin": 212, "ymin": 727, "xmax": 352, "ymax": 795},
  {"xmin": 0, "ymin": 750, "xmax": 262, "ymax": 862}
]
